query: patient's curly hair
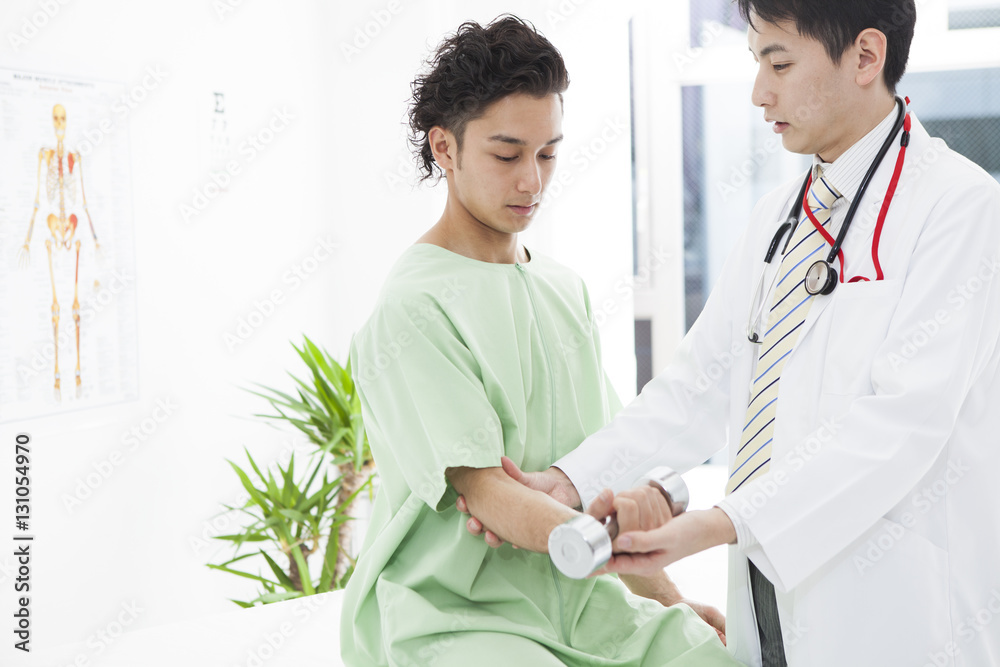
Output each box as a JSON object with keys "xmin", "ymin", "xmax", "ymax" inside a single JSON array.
[{"xmin": 408, "ymin": 15, "xmax": 570, "ymax": 182}]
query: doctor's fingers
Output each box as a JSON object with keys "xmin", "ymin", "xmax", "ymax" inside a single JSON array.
[
  {"xmin": 612, "ymin": 521, "xmax": 674, "ymax": 555},
  {"xmin": 599, "ymin": 549, "xmax": 672, "ymax": 578}
]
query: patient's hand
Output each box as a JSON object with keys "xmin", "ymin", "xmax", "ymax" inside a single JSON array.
[
  {"xmin": 601, "ymin": 485, "xmax": 674, "ymax": 552},
  {"xmin": 681, "ymin": 598, "xmax": 727, "ymax": 645},
  {"xmin": 456, "ymin": 494, "xmax": 507, "ymax": 548},
  {"xmin": 457, "ymin": 456, "xmax": 582, "ymax": 548}
]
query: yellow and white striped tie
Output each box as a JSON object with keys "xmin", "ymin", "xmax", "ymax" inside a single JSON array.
[{"xmin": 727, "ymin": 168, "xmax": 842, "ymax": 495}]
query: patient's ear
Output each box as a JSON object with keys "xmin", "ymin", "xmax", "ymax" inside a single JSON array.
[{"xmin": 429, "ymin": 126, "xmax": 458, "ymax": 173}]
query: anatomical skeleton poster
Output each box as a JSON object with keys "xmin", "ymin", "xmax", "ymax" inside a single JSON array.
[{"xmin": 0, "ymin": 67, "xmax": 138, "ymax": 422}]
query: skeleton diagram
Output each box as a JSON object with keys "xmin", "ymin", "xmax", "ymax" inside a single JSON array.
[{"xmin": 17, "ymin": 104, "xmax": 101, "ymax": 401}]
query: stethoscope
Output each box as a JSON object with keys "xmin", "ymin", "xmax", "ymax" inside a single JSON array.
[{"xmin": 746, "ymin": 96, "xmax": 912, "ymax": 344}]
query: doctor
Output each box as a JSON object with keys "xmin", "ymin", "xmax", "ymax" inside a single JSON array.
[{"xmin": 463, "ymin": 0, "xmax": 1000, "ymax": 665}]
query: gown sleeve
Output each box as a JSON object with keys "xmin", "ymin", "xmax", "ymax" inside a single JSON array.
[{"xmin": 351, "ymin": 295, "xmax": 505, "ymax": 513}]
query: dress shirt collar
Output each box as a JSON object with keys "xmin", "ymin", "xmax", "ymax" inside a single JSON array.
[{"xmin": 812, "ymin": 103, "xmax": 900, "ymax": 204}]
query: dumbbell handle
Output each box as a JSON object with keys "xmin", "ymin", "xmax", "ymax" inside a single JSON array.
[{"xmin": 548, "ymin": 466, "xmax": 689, "ymax": 579}]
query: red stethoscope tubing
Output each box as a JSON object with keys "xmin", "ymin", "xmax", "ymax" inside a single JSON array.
[{"xmin": 802, "ymin": 112, "xmax": 912, "ymax": 284}]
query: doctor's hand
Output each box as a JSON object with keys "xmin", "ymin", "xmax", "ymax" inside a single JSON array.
[
  {"xmin": 599, "ymin": 508, "xmax": 737, "ymax": 577},
  {"xmin": 457, "ymin": 456, "xmax": 582, "ymax": 548}
]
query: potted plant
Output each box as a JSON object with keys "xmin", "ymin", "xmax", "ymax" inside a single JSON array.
[{"xmin": 208, "ymin": 336, "xmax": 376, "ymax": 606}]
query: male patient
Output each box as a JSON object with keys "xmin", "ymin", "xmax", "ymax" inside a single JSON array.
[{"xmin": 340, "ymin": 15, "xmax": 737, "ymax": 667}]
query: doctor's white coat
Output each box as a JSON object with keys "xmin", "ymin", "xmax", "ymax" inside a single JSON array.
[{"xmin": 557, "ymin": 116, "xmax": 1000, "ymax": 667}]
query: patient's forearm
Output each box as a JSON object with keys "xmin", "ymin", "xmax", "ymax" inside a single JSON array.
[
  {"xmin": 447, "ymin": 466, "xmax": 579, "ymax": 553},
  {"xmin": 620, "ymin": 571, "xmax": 683, "ymax": 606}
]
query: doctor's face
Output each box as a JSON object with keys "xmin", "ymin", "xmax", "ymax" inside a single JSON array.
[
  {"xmin": 444, "ymin": 93, "xmax": 563, "ymax": 236},
  {"xmin": 748, "ymin": 17, "xmax": 859, "ymax": 162}
]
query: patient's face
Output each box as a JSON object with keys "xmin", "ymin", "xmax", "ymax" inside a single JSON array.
[{"xmin": 450, "ymin": 93, "xmax": 563, "ymax": 236}]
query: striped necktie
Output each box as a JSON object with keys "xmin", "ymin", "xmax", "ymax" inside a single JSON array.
[{"xmin": 727, "ymin": 168, "xmax": 842, "ymax": 495}]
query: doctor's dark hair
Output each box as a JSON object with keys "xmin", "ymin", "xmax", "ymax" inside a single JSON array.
[
  {"xmin": 736, "ymin": 0, "xmax": 916, "ymax": 94},
  {"xmin": 407, "ymin": 15, "xmax": 569, "ymax": 182}
]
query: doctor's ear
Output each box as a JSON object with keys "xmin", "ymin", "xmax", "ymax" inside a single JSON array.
[
  {"xmin": 428, "ymin": 126, "xmax": 459, "ymax": 173},
  {"xmin": 853, "ymin": 28, "xmax": 889, "ymax": 89}
]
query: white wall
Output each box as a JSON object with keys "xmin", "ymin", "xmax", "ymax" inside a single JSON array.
[{"xmin": 0, "ymin": 0, "xmax": 638, "ymax": 656}]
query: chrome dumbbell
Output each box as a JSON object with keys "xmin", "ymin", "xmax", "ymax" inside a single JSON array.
[{"xmin": 548, "ymin": 467, "xmax": 689, "ymax": 579}]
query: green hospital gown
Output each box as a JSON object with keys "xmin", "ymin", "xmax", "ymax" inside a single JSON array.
[{"xmin": 341, "ymin": 244, "xmax": 737, "ymax": 667}]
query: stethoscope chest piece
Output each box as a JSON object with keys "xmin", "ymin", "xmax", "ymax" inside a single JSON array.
[{"xmin": 805, "ymin": 260, "xmax": 838, "ymax": 296}]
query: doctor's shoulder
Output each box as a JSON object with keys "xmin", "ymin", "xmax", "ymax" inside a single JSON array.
[
  {"xmin": 902, "ymin": 134, "xmax": 1000, "ymax": 240},
  {"xmin": 903, "ymin": 132, "xmax": 1000, "ymax": 201}
]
